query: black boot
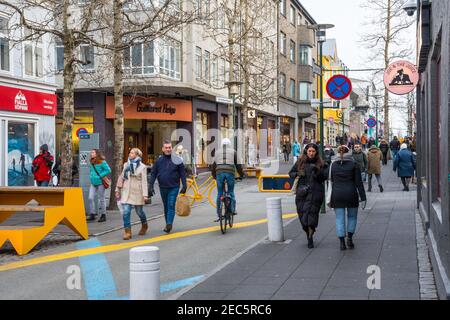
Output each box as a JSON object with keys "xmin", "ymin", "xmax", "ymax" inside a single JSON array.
[
  {"xmin": 86, "ymin": 214, "xmax": 96, "ymax": 222},
  {"xmin": 339, "ymin": 237, "xmax": 347, "ymax": 250},
  {"xmin": 379, "ymin": 185, "xmax": 384, "ymax": 193},
  {"xmin": 307, "ymin": 235, "xmax": 314, "ymax": 249},
  {"xmin": 347, "ymin": 232, "xmax": 355, "ymax": 249},
  {"xmin": 97, "ymin": 214, "xmax": 106, "ymax": 222}
]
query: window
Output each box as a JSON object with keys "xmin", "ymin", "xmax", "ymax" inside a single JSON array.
[
  {"xmin": 204, "ymin": 50, "xmax": 210, "ymax": 82},
  {"xmin": 55, "ymin": 38, "xmax": 64, "ymax": 71},
  {"xmin": 159, "ymin": 38, "xmax": 181, "ymax": 79},
  {"xmin": 80, "ymin": 43, "xmax": 94, "ymax": 70},
  {"xmin": 280, "ymin": 0, "xmax": 286, "ymax": 16},
  {"xmin": 290, "ymin": 40, "xmax": 295, "ymax": 63},
  {"xmin": 297, "ymin": 13, "xmax": 302, "ymax": 26},
  {"xmin": 195, "ymin": 46, "xmax": 202, "ymax": 80},
  {"xmin": 0, "ymin": 16, "xmax": 9, "ymax": 71},
  {"xmin": 299, "ymin": 45, "xmax": 312, "ymax": 65},
  {"xmin": 212, "ymin": 54, "xmax": 217, "ymax": 86},
  {"xmin": 290, "ymin": 79, "xmax": 295, "ymax": 99},
  {"xmin": 220, "ymin": 115, "xmax": 229, "ymax": 139},
  {"xmin": 299, "ymin": 82, "xmax": 311, "ymax": 101},
  {"xmin": 280, "ymin": 32, "xmax": 286, "ymax": 55},
  {"xmin": 124, "ymin": 42, "xmax": 154, "ymax": 75},
  {"xmin": 290, "ymin": 5, "xmax": 295, "ymax": 25},
  {"xmin": 279, "ymin": 73, "xmax": 286, "ymax": 96},
  {"xmin": 218, "ymin": 58, "xmax": 225, "ymax": 87},
  {"xmin": 23, "ymin": 26, "xmax": 43, "ymax": 77}
]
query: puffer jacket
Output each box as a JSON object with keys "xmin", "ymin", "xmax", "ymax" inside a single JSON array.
[
  {"xmin": 393, "ymin": 149, "xmax": 416, "ymax": 177},
  {"xmin": 367, "ymin": 146, "xmax": 382, "ymax": 175}
]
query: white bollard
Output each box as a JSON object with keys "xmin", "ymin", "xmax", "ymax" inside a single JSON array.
[
  {"xmin": 130, "ymin": 246, "xmax": 160, "ymax": 300},
  {"xmin": 266, "ymin": 197, "xmax": 284, "ymax": 242}
]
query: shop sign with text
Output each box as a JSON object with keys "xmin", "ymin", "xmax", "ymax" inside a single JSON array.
[{"xmin": 0, "ymin": 85, "xmax": 57, "ymax": 116}]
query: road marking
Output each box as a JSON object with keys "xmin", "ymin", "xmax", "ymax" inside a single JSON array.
[
  {"xmin": 160, "ymin": 275, "xmax": 205, "ymax": 293},
  {"xmin": 0, "ymin": 213, "xmax": 297, "ymax": 272},
  {"xmin": 76, "ymin": 238, "xmax": 118, "ymax": 300}
]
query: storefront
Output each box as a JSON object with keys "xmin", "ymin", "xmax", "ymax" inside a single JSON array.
[
  {"xmin": 105, "ymin": 96, "xmax": 193, "ymax": 165},
  {"xmin": 280, "ymin": 116, "xmax": 294, "ymax": 145},
  {"xmin": 0, "ymin": 85, "xmax": 57, "ymax": 186}
]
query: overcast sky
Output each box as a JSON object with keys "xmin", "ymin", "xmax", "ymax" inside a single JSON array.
[{"xmin": 300, "ymin": 0, "xmax": 417, "ymax": 136}]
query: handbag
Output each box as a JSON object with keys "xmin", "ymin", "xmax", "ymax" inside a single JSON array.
[
  {"xmin": 92, "ymin": 164, "xmax": 111, "ymax": 189},
  {"xmin": 326, "ymin": 162, "xmax": 334, "ymax": 207},
  {"xmin": 290, "ymin": 176, "xmax": 299, "ymax": 194},
  {"xmin": 176, "ymin": 195, "xmax": 191, "ymax": 217}
]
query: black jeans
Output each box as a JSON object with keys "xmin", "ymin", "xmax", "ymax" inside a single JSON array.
[
  {"xmin": 382, "ymin": 152, "xmax": 388, "ymax": 165},
  {"xmin": 401, "ymin": 177, "xmax": 411, "ymax": 189}
]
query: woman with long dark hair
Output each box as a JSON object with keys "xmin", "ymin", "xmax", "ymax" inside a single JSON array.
[{"xmin": 289, "ymin": 143, "xmax": 328, "ymax": 248}]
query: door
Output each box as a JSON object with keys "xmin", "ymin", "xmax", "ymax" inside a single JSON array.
[{"xmin": 124, "ymin": 132, "xmax": 140, "ymax": 163}]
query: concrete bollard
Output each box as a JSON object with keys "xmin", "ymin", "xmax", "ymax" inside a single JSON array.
[
  {"xmin": 130, "ymin": 246, "xmax": 160, "ymax": 300},
  {"xmin": 266, "ymin": 197, "xmax": 284, "ymax": 242}
]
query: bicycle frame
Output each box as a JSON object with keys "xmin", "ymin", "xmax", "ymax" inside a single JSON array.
[{"xmin": 185, "ymin": 175, "xmax": 217, "ymax": 207}]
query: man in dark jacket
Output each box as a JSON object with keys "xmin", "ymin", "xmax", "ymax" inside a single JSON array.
[
  {"xmin": 149, "ymin": 140, "xmax": 187, "ymax": 233},
  {"xmin": 32, "ymin": 144, "xmax": 54, "ymax": 186},
  {"xmin": 324, "ymin": 144, "xmax": 335, "ymax": 166},
  {"xmin": 389, "ymin": 136, "xmax": 401, "ymax": 160},
  {"xmin": 211, "ymin": 138, "xmax": 245, "ymax": 219},
  {"xmin": 352, "ymin": 143, "xmax": 367, "ymax": 181},
  {"xmin": 379, "ymin": 140, "xmax": 390, "ymax": 165}
]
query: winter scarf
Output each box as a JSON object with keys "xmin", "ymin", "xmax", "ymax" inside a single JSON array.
[{"xmin": 123, "ymin": 156, "xmax": 142, "ymax": 180}]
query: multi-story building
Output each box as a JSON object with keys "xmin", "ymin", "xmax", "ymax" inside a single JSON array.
[
  {"xmin": 278, "ymin": 0, "xmax": 317, "ymax": 146},
  {"xmin": 415, "ymin": 0, "xmax": 450, "ymax": 300},
  {"xmin": 54, "ymin": 0, "xmax": 278, "ymax": 169},
  {"xmin": 0, "ymin": 3, "xmax": 57, "ymax": 187}
]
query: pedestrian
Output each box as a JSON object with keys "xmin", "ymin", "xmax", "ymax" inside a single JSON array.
[
  {"xmin": 32, "ymin": 144, "xmax": 54, "ymax": 187},
  {"xmin": 367, "ymin": 145, "xmax": 384, "ymax": 192},
  {"xmin": 282, "ymin": 141, "xmax": 290, "ymax": 162},
  {"xmin": 393, "ymin": 143, "xmax": 416, "ymax": 192},
  {"xmin": 289, "ymin": 143, "xmax": 328, "ymax": 249},
  {"xmin": 149, "ymin": 140, "xmax": 187, "ymax": 233},
  {"xmin": 389, "ymin": 136, "xmax": 401, "ymax": 160},
  {"xmin": 53, "ymin": 154, "xmax": 79, "ymax": 186},
  {"xmin": 367, "ymin": 137, "xmax": 376, "ymax": 148},
  {"xmin": 303, "ymin": 136, "xmax": 310, "ymax": 147},
  {"xmin": 352, "ymin": 143, "xmax": 368, "ymax": 182},
  {"xmin": 324, "ymin": 143, "xmax": 335, "ymax": 166},
  {"xmin": 347, "ymin": 136, "xmax": 355, "ymax": 151},
  {"xmin": 329, "ymin": 145, "xmax": 367, "ymax": 250},
  {"xmin": 379, "ymin": 139, "xmax": 390, "ymax": 165},
  {"xmin": 335, "ymin": 135, "xmax": 341, "ymax": 148},
  {"xmin": 87, "ymin": 149, "xmax": 111, "ymax": 222},
  {"xmin": 361, "ymin": 134, "xmax": 367, "ymax": 151},
  {"xmin": 116, "ymin": 148, "xmax": 149, "ymax": 240},
  {"xmin": 292, "ymin": 140, "xmax": 301, "ymax": 164},
  {"xmin": 12, "ymin": 158, "xmax": 16, "ymax": 172}
]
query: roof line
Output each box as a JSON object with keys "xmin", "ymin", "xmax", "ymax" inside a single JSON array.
[{"xmin": 291, "ymin": 0, "xmax": 317, "ymax": 25}]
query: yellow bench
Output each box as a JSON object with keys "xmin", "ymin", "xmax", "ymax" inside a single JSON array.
[
  {"xmin": 0, "ymin": 187, "xmax": 88, "ymax": 255},
  {"xmin": 243, "ymin": 167, "xmax": 262, "ymax": 178}
]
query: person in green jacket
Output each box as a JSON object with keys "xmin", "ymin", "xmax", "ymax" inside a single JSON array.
[
  {"xmin": 88, "ymin": 149, "xmax": 111, "ymax": 222},
  {"xmin": 352, "ymin": 143, "xmax": 368, "ymax": 182}
]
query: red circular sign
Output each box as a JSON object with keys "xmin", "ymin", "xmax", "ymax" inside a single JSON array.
[
  {"xmin": 326, "ymin": 75, "xmax": 352, "ymax": 101},
  {"xmin": 76, "ymin": 128, "xmax": 88, "ymax": 138},
  {"xmin": 384, "ymin": 60, "xmax": 418, "ymax": 95}
]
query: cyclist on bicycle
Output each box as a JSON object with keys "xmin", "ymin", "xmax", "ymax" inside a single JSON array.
[{"xmin": 211, "ymin": 138, "xmax": 245, "ymax": 221}]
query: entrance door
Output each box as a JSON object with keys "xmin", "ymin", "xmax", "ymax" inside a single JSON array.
[{"xmin": 124, "ymin": 132, "xmax": 140, "ymax": 163}]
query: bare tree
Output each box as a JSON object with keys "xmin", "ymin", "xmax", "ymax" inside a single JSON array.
[{"xmin": 360, "ymin": 0, "xmax": 415, "ymax": 140}]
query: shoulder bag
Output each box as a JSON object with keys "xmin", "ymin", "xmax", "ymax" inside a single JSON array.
[
  {"xmin": 326, "ymin": 162, "xmax": 334, "ymax": 207},
  {"xmin": 92, "ymin": 164, "xmax": 111, "ymax": 189}
]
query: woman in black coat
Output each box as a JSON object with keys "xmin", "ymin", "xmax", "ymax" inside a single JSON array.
[
  {"xmin": 379, "ymin": 140, "xmax": 390, "ymax": 165},
  {"xmin": 289, "ymin": 143, "xmax": 328, "ymax": 249},
  {"xmin": 329, "ymin": 145, "xmax": 367, "ymax": 250}
]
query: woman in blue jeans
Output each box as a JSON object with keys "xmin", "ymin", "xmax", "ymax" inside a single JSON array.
[{"xmin": 329, "ymin": 145, "xmax": 367, "ymax": 250}]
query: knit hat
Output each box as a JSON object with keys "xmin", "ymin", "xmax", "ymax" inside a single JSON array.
[
  {"xmin": 40, "ymin": 144, "xmax": 49, "ymax": 152},
  {"xmin": 400, "ymin": 143, "xmax": 408, "ymax": 150}
]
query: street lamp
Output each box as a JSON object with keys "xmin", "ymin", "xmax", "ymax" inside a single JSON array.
[
  {"xmin": 225, "ymin": 80, "xmax": 243, "ymax": 150},
  {"xmin": 308, "ymin": 23, "xmax": 334, "ymax": 159}
]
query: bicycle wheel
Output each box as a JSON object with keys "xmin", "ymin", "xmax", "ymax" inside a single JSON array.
[
  {"xmin": 224, "ymin": 197, "xmax": 233, "ymax": 228},
  {"xmin": 219, "ymin": 200, "xmax": 227, "ymax": 234},
  {"xmin": 184, "ymin": 179, "xmax": 197, "ymax": 206},
  {"xmin": 207, "ymin": 180, "xmax": 217, "ymax": 208}
]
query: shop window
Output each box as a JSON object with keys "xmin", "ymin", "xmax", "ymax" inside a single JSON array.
[
  {"xmin": 220, "ymin": 114, "xmax": 229, "ymax": 139},
  {"xmin": 196, "ymin": 111, "xmax": 209, "ymax": 167},
  {"xmin": 0, "ymin": 15, "xmax": 9, "ymax": 72},
  {"xmin": 80, "ymin": 43, "xmax": 95, "ymax": 70},
  {"xmin": 7, "ymin": 121, "xmax": 35, "ymax": 186}
]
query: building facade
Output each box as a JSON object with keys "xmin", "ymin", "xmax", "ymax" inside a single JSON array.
[
  {"xmin": 416, "ymin": 0, "xmax": 450, "ymax": 299},
  {"xmin": 0, "ymin": 4, "xmax": 57, "ymax": 187}
]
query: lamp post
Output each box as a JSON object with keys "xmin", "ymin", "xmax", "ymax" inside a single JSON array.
[
  {"xmin": 308, "ymin": 24, "xmax": 334, "ymax": 159},
  {"xmin": 225, "ymin": 81, "xmax": 243, "ymax": 150}
]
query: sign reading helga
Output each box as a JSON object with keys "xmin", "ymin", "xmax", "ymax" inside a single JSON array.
[
  {"xmin": 106, "ymin": 96, "xmax": 192, "ymax": 122},
  {"xmin": 384, "ymin": 60, "xmax": 418, "ymax": 95}
]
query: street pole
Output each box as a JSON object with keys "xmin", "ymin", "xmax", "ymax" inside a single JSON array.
[
  {"xmin": 375, "ymin": 102, "xmax": 379, "ymax": 146},
  {"xmin": 319, "ymin": 40, "xmax": 324, "ymax": 159},
  {"xmin": 232, "ymin": 95, "xmax": 237, "ymax": 151}
]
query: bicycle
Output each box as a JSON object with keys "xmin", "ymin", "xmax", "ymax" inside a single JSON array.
[
  {"xmin": 184, "ymin": 174, "xmax": 217, "ymax": 208},
  {"xmin": 218, "ymin": 177, "xmax": 234, "ymax": 234}
]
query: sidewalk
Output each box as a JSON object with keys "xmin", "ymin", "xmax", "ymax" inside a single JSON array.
[{"xmin": 177, "ymin": 162, "xmax": 437, "ymax": 300}]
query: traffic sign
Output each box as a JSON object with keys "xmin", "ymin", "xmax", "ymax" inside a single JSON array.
[
  {"xmin": 366, "ymin": 117, "xmax": 377, "ymax": 128},
  {"xmin": 76, "ymin": 128, "xmax": 88, "ymax": 138},
  {"xmin": 328, "ymin": 117, "xmax": 334, "ymax": 124},
  {"xmin": 384, "ymin": 60, "xmax": 418, "ymax": 95},
  {"xmin": 326, "ymin": 75, "xmax": 352, "ymax": 101}
]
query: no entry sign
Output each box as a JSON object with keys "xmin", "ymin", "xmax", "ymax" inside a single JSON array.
[
  {"xmin": 326, "ymin": 75, "xmax": 352, "ymax": 101},
  {"xmin": 366, "ymin": 118, "xmax": 377, "ymax": 128}
]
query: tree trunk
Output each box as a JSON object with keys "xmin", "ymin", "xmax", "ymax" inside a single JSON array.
[
  {"xmin": 241, "ymin": 0, "xmax": 249, "ymax": 167},
  {"xmin": 108, "ymin": 0, "xmax": 124, "ymax": 210},
  {"xmin": 383, "ymin": 0, "xmax": 391, "ymax": 141},
  {"xmin": 60, "ymin": 0, "xmax": 75, "ymax": 187}
]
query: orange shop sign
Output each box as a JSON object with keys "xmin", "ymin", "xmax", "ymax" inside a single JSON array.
[{"xmin": 106, "ymin": 96, "xmax": 192, "ymax": 122}]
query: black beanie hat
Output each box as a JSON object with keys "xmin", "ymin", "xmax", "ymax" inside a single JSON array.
[{"xmin": 40, "ymin": 144, "xmax": 49, "ymax": 152}]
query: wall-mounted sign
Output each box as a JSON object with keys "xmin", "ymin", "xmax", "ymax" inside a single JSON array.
[
  {"xmin": 216, "ymin": 96, "xmax": 233, "ymax": 104},
  {"xmin": 0, "ymin": 85, "xmax": 57, "ymax": 116},
  {"xmin": 384, "ymin": 60, "xmax": 419, "ymax": 95},
  {"xmin": 248, "ymin": 109, "xmax": 256, "ymax": 119},
  {"xmin": 76, "ymin": 128, "xmax": 88, "ymax": 138},
  {"xmin": 106, "ymin": 97, "xmax": 192, "ymax": 122}
]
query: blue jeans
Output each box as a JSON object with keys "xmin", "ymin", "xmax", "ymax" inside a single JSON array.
[
  {"xmin": 216, "ymin": 172, "xmax": 236, "ymax": 216},
  {"xmin": 160, "ymin": 187, "xmax": 179, "ymax": 225},
  {"xmin": 391, "ymin": 150, "xmax": 399, "ymax": 160},
  {"xmin": 361, "ymin": 171, "xmax": 367, "ymax": 182},
  {"xmin": 334, "ymin": 207, "xmax": 358, "ymax": 238},
  {"xmin": 36, "ymin": 181, "xmax": 49, "ymax": 186},
  {"xmin": 122, "ymin": 204, "xmax": 147, "ymax": 229}
]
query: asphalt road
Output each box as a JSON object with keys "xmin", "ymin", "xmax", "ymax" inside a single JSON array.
[{"xmin": 0, "ymin": 160, "xmax": 298, "ymax": 300}]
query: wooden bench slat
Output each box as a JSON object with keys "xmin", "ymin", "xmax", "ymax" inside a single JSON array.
[
  {"xmin": 0, "ymin": 187, "xmax": 66, "ymax": 193},
  {"xmin": 0, "ymin": 205, "xmax": 57, "ymax": 212}
]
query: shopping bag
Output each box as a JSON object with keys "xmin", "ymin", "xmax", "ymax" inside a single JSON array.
[
  {"xmin": 290, "ymin": 176, "xmax": 299, "ymax": 195},
  {"xmin": 176, "ymin": 195, "xmax": 191, "ymax": 217}
]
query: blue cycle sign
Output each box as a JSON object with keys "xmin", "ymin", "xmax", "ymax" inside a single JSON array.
[
  {"xmin": 326, "ymin": 75, "xmax": 352, "ymax": 100},
  {"xmin": 366, "ymin": 117, "xmax": 377, "ymax": 128}
]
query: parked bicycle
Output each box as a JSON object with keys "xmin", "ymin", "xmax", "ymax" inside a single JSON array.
[{"xmin": 184, "ymin": 174, "xmax": 217, "ymax": 208}]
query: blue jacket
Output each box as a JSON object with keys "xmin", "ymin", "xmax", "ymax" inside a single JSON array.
[
  {"xmin": 393, "ymin": 149, "xmax": 416, "ymax": 177},
  {"xmin": 89, "ymin": 161, "xmax": 111, "ymax": 186},
  {"xmin": 292, "ymin": 143, "xmax": 301, "ymax": 157},
  {"xmin": 149, "ymin": 154, "xmax": 187, "ymax": 189}
]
